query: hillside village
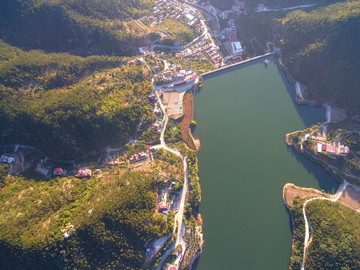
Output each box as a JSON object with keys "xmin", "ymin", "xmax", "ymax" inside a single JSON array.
[{"xmin": 0, "ymin": 50, "xmax": 201, "ymax": 269}]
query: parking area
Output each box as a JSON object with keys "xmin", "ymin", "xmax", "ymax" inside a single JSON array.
[{"xmin": 163, "ymin": 91, "xmax": 185, "ymax": 118}]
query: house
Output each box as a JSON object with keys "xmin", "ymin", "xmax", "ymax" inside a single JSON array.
[
  {"xmin": 53, "ymin": 168, "xmax": 64, "ymax": 176},
  {"xmin": 158, "ymin": 205, "xmax": 169, "ymax": 214},
  {"xmin": 35, "ymin": 163, "xmax": 50, "ymax": 176},
  {"xmin": 154, "ymin": 107, "xmax": 162, "ymax": 116},
  {"xmin": 149, "ymin": 94, "xmax": 158, "ymax": 102},
  {"xmin": 231, "ymin": 41, "xmax": 243, "ymax": 54},
  {"xmin": 76, "ymin": 169, "xmax": 92, "ymax": 178},
  {"xmin": 0, "ymin": 155, "xmax": 15, "ymax": 164},
  {"xmin": 129, "ymin": 152, "xmax": 148, "ymax": 164},
  {"xmin": 148, "ymin": 146, "xmax": 159, "ymax": 152},
  {"xmin": 317, "ymin": 143, "xmax": 350, "ymax": 156}
]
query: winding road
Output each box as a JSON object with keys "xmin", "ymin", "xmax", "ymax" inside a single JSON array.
[
  {"xmin": 153, "ymin": 71, "xmax": 189, "ymax": 270},
  {"xmin": 300, "ymin": 181, "xmax": 349, "ymax": 270}
]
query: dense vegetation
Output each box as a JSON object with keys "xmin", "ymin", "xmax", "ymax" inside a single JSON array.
[
  {"xmin": 0, "ymin": 41, "xmax": 123, "ymax": 89},
  {"xmin": 186, "ymin": 151, "xmax": 201, "ymax": 220},
  {"xmin": 305, "ymin": 200, "xmax": 360, "ymax": 269},
  {"xmin": 157, "ymin": 19, "xmax": 197, "ymax": 45},
  {"xmin": 0, "ymin": 42, "xmax": 155, "ymax": 159},
  {"xmin": 0, "ymin": 0, "xmax": 155, "ymax": 55},
  {"xmin": 289, "ymin": 198, "xmax": 360, "ymax": 270},
  {"xmin": 288, "ymin": 197, "xmax": 306, "ymax": 270},
  {"xmin": 233, "ymin": 1, "xmax": 360, "ymax": 110},
  {"xmin": 0, "ymin": 171, "xmax": 170, "ymax": 269},
  {"xmin": 280, "ymin": 1, "xmax": 360, "ymax": 110}
]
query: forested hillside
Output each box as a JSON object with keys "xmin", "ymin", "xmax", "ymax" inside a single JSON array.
[
  {"xmin": 280, "ymin": 1, "xmax": 360, "ymax": 110},
  {"xmin": 0, "ymin": 171, "xmax": 170, "ymax": 269},
  {"xmin": 0, "ymin": 41, "xmax": 154, "ymax": 159},
  {"xmin": 0, "ymin": 0, "xmax": 154, "ymax": 55},
  {"xmin": 289, "ymin": 198, "xmax": 360, "ymax": 270}
]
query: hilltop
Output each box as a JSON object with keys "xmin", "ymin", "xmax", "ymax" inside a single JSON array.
[
  {"xmin": 279, "ymin": 1, "xmax": 360, "ymax": 111},
  {"xmin": 0, "ymin": 41, "xmax": 156, "ymax": 159},
  {"xmin": 0, "ymin": 0, "xmax": 155, "ymax": 55}
]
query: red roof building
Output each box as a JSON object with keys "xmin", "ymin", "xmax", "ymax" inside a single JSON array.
[
  {"xmin": 158, "ymin": 205, "xmax": 169, "ymax": 213},
  {"xmin": 53, "ymin": 168, "xmax": 64, "ymax": 176},
  {"xmin": 35, "ymin": 163, "xmax": 50, "ymax": 176},
  {"xmin": 76, "ymin": 169, "xmax": 92, "ymax": 178},
  {"xmin": 317, "ymin": 143, "xmax": 350, "ymax": 156},
  {"xmin": 129, "ymin": 152, "xmax": 148, "ymax": 164}
]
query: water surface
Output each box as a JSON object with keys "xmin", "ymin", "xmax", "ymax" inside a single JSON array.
[{"xmin": 194, "ymin": 57, "xmax": 339, "ymax": 270}]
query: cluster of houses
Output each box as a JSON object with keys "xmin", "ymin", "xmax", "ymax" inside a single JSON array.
[
  {"xmin": 155, "ymin": 64, "xmax": 198, "ymax": 90},
  {"xmin": 1, "ymin": 153, "xmax": 94, "ymax": 179},
  {"xmin": 129, "ymin": 152, "xmax": 149, "ymax": 164},
  {"xmin": 127, "ymin": 58, "xmax": 143, "ymax": 65},
  {"xmin": 175, "ymin": 39, "xmax": 223, "ymax": 68},
  {"xmin": 317, "ymin": 142, "xmax": 350, "ymax": 156},
  {"xmin": 218, "ymin": 1, "xmax": 246, "ymax": 19},
  {"xmin": 153, "ymin": 0, "xmax": 201, "ymax": 25},
  {"xmin": 0, "ymin": 154, "xmax": 15, "ymax": 164},
  {"xmin": 35, "ymin": 162, "xmax": 92, "ymax": 179},
  {"xmin": 220, "ymin": 19, "xmax": 244, "ymax": 55},
  {"xmin": 153, "ymin": 120, "xmax": 164, "ymax": 134},
  {"xmin": 128, "ymin": 146, "xmax": 159, "ymax": 164},
  {"xmin": 187, "ymin": 14, "xmax": 205, "ymax": 36},
  {"xmin": 75, "ymin": 169, "xmax": 92, "ymax": 178},
  {"xmin": 149, "ymin": 93, "xmax": 163, "ymax": 117}
]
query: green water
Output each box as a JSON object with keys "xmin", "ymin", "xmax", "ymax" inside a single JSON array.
[{"xmin": 194, "ymin": 57, "xmax": 339, "ymax": 270}]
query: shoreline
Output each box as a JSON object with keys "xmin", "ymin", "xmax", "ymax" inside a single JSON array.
[
  {"xmin": 201, "ymin": 52, "xmax": 273, "ymax": 78},
  {"xmin": 278, "ymin": 53, "xmax": 360, "ymax": 269}
]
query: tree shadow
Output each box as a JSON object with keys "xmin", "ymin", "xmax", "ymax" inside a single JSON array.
[
  {"xmin": 287, "ymin": 145, "xmax": 339, "ymax": 193},
  {"xmin": 274, "ymin": 56, "xmax": 326, "ymax": 127}
]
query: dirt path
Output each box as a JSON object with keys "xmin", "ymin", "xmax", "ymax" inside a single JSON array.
[{"xmin": 338, "ymin": 185, "xmax": 360, "ymax": 212}]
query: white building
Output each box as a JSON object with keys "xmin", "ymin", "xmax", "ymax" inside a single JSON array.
[{"xmin": 231, "ymin": 41, "xmax": 243, "ymax": 54}]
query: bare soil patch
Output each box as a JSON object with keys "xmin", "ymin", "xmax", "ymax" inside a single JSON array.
[
  {"xmin": 284, "ymin": 183, "xmax": 360, "ymax": 212},
  {"xmin": 338, "ymin": 185, "xmax": 360, "ymax": 212},
  {"xmin": 283, "ymin": 183, "xmax": 330, "ymax": 207},
  {"xmin": 180, "ymin": 92, "xmax": 197, "ymax": 150}
]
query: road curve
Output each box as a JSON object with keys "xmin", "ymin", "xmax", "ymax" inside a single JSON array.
[
  {"xmin": 300, "ymin": 181, "xmax": 348, "ymax": 270},
  {"xmin": 154, "ymin": 86, "xmax": 190, "ymax": 270}
]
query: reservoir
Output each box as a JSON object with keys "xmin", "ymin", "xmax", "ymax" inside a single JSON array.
[{"xmin": 193, "ymin": 57, "xmax": 339, "ymax": 270}]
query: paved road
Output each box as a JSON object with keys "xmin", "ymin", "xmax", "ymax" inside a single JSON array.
[{"xmin": 154, "ymin": 82, "xmax": 189, "ymax": 270}]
